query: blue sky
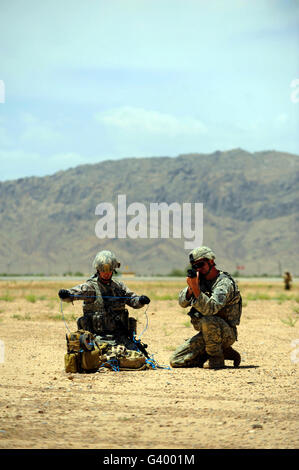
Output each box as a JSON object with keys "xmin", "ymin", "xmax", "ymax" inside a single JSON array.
[{"xmin": 0, "ymin": 0, "xmax": 298, "ymax": 181}]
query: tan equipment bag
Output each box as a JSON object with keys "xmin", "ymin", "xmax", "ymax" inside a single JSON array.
[
  {"xmin": 64, "ymin": 329, "xmax": 108, "ymax": 373},
  {"xmin": 103, "ymin": 345, "xmax": 148, "ymax": 371},
  {"xmin": 64, "ymin": 330, "xmax": 148, "ymax": 372}
]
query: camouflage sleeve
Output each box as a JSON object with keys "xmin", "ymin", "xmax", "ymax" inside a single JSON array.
[
  {"xmin": 66, "ymin": 281, "xmax": 96, "ymax": 303},
  {"xmin": 117, "ymin": 281, "xmax": 145, "ymax": 309},
  {"xmin": 191, "ymin": 277, "xmax": 235, "ymax": 316},
  {"xmin": 178, "ymin": 287, "xmax": 193, "ymax": 308}
]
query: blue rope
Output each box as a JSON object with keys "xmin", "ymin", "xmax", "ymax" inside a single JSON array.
[
  {"xmin": 107, "ymin": 359, "xmax": 120, "ymax": 371},
  {"xmin": 145, "ymin": 354, "xmax": 171, "ymax": 370},
  {"xmin": 145, "ymin": 356, "xmax": 158, "ymax": 369},
  {"xmin": 71, "ymin": 295, "xmax": 138, "ymax": 300},
  {"xmin": 98, "ymin": 359, "xmax": 120, "ymax": 372},
  {"xmin": 60, "ymin": 295, "xmax": 149, "ymax": 337}
]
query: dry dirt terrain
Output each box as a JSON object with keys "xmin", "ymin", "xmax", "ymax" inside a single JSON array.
[{"xmin": 0, "ymin": 278, "xmax": 298, "ymax": 450}]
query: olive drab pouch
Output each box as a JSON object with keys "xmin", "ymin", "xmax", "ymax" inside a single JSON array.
[
  {"xmin": 64, "ymin": 352, "xmax": 79, "ymax": 373},
  {"xmin": 64, "ymin": 329, "xmax": 108, "ymax": 373},
  {"xmin": 66, "ymin": 329, "xmax": 95, "ymax": 354},
  {"xmin": 80, "ymin": 349, "xmax": 101, "ymax": 371}
]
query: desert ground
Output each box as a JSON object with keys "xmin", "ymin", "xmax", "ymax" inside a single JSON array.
[{"xmin": 0, "ymin": 277, "xmax": 298, "ymax": 450}]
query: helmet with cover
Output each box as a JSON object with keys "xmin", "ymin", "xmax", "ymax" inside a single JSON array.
[
  {"xmin": 189, "ymin": 246, "xmax": 216, "ymax": 265},
  {"xmin": 92, "ymin": 250, "xmax": 121, "ymax": 273}
]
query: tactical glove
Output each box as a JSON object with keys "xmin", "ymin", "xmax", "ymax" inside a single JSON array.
[
  {"xmin": 139, "ymin": 295, "xmax": 151, "ymax": 305},
  {"xmin": 58, "ymin": 289, "xmax": 71, "ymax": 300},
  {"xmin": 186, "ymin": 270, "xmax": 200, "ymax": 298}
]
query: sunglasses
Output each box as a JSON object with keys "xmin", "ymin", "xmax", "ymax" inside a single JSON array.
[{"xmin": 192, "ymin": 260, "xmax": 208, "ymax": 269}]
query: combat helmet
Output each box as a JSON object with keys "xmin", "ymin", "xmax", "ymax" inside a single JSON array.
[
  {"xmin": 189, "ymin": 246, "xmax": 216, "ymax": 265},
  {"xmin": 92, "ymin": 250, "xmax": 121, "ymax": 273}
]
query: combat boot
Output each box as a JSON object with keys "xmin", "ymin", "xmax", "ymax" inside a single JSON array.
[
  {"xmin": 223, "ymin": 346, "xmax": 241, "ymax": 367},
  {"xmin": 208, "ymin": 354, "xmax": 225, "ymax": 369},
  {"xmin": 196, "ymin": 352, "xmax": 209, "ymax": 368}
]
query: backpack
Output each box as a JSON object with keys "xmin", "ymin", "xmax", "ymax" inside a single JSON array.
[
  {"xmin": 64, "ymin": 330, "xmax": 108, "ymax": 373},
  {"xmin": 64, "ymin": 330, "xmax": 148, "ymax": 373}
]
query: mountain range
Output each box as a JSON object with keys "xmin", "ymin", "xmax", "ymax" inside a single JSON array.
[{"xmin": 0, "ymin": 148, "xmax": 298, "ymax": 276}]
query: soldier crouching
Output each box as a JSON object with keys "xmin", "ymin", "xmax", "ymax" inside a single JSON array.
[
  {"xmin": 170, "ymin": 246, "xmax": 242, "ymax": 369},
  {"xmin": 58, "ymin": 250, "xmax": 150, "ymax": 356}
]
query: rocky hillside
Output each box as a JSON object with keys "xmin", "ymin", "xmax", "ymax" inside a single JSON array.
[{"xmin": 0, "ymin": 148, "xmax": 298, "ymax": 276}]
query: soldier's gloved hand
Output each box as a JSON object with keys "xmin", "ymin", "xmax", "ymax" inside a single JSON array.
[
  {"xmin": 187, "ymin": 268, "xmax": 197, "ymax": 278},
  {"xmin": 58, "ymin": 289, "xmax": 71, "ymax": 300},
  {"xmin": 186, "ymin": 269, "xmax": 200, "ymax": 298},
  {"xmin": 139, "ymin": 295, "xmax": 151, "ymax": 305}
]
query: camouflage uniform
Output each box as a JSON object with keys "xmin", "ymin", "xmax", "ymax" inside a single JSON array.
[
  {"xmin": 60, "ymin": 251, "xmax": 147, "ymax": 353},
  {"xmin": 170, "ymin": 271, "xmax": 242, "ymax": 368},
  {"xmin": 65, "ymin": 275, "xmax": 145, "ymax": 350}
]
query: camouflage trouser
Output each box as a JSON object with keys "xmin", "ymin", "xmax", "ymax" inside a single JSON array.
[{"xmin": 170, "ymin": 316, "xmax": 236, "ymax": 368}]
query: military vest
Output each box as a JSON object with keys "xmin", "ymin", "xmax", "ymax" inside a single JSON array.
[
  {"xmin": 82, "ymin": 276, "xmax": 130, "ymax": 335},
  {"xmin": 200, "ymin": 271, "xmax": 242, "ymax": 327}
]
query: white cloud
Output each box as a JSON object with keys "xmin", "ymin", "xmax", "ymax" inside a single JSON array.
[
  {"xmin": 95, "ymin": 107, "xmax": 207, "ymax": 137},
  {"xmin": 19, "ymin": 113, "xmax": 61, "ymax": 146}
]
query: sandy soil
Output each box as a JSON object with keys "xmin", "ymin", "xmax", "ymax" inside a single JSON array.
[{"xmin": 0, "ymin": 279, "xmax": 298, "ymax": 450}]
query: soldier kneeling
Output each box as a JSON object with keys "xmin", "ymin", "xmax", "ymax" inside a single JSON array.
[
  {"xmin": 170, "ymin": 246, "xmax": 242, "ymax": 369},
  {"xmin": 59, "ymin": 250, "xmax": 151, "ymax": 370}
]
